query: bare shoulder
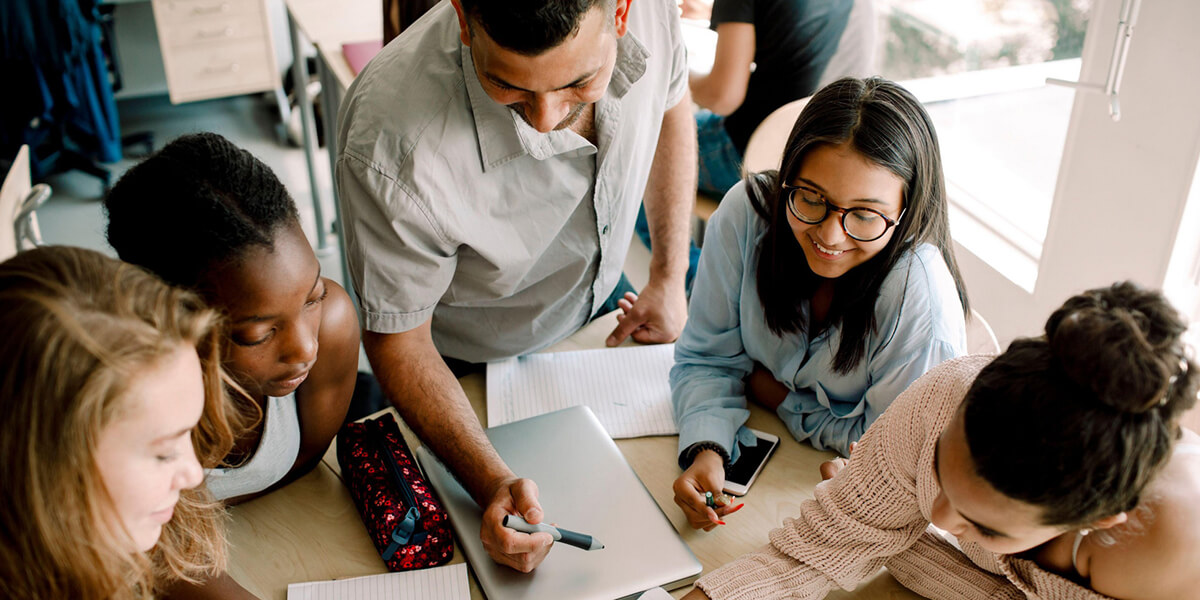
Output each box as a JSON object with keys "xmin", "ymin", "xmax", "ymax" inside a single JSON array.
[
  {"xmin": 1088, "ymin": 448, "xmax": 1200, "ymax": 600},
  {"xmin": 318, "ymin": 279, "xmax": 361, "ymax": 353}
]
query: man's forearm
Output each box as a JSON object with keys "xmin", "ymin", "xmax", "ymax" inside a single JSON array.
[
  {"xmin": 643, "ymin": 94, "xmax": 698, "ymax": 285},
  {"xmin": 363, "ymin": 328, "xmax": 512, "ymax": 506}
]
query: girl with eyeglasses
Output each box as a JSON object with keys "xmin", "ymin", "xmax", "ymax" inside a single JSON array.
[
  {"xmin": 670, "ymin": 77, "xmax": 970, "ymax": 530},
  {"xmin": 684, "ymin": 282, "xmax": 1200, "ymax": 600}
]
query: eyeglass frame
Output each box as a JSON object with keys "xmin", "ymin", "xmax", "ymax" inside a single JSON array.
[{"xmin": 782, "ymin": 184, "xmax": 905, "ymax": 242}]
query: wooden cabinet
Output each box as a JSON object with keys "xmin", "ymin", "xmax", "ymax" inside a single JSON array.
[{"xmin": 150, "ymin": 0, "xmax": 280, "ymax": 104}]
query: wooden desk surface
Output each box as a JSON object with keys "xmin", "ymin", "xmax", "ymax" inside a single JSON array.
[{"xmin": 226, "ymin": 312, "xmax": 922, "ymax": 600}]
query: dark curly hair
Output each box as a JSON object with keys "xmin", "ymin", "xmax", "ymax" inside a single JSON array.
[
  {"xmin": 103, "ymin": 132, "xmax": 299, "ymax": 290},
  {"xmin": 459, "ymin": 0, "xmax": 614, "ymax": 55},
  {"xmin": 964, "ymin": 281, "xmax": 1198, "ymax": 527}
]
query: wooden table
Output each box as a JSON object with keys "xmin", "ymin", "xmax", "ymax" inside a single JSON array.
[{"xmin": 225, "ymin": 311, "xmax": 922, "ymax": 600}]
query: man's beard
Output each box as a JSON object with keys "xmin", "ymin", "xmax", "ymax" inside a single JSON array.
[{"xmin": 509, "ymin": 101, "xmax": 589, "ymax": 131}]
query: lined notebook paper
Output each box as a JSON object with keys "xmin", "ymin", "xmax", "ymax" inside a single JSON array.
[
  {"xmin": 486, "ymin": 344, "xmax": 677, "ymax": 438},
  {"xmin": 286, "ymin": 563, "xmax": 468, "ymax": 599}
]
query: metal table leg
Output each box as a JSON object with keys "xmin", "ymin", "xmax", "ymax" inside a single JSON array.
[{"xmin": 287, "ymin": 9, "xmax": 329, "ymax": 252}]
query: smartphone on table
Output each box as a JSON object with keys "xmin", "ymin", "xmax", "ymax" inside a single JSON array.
[{"xmin": 723, "ymin": 428, "xmax": 780, "ymax": 496}]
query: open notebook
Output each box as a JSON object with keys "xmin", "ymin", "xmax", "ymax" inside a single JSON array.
[
  {"xmin": 286, "ymin": 563, "xmax": 467, "ymax": 599},
  {"xmin": 486, "ymin": 344, "xmax": 677, "ymax": 438}
]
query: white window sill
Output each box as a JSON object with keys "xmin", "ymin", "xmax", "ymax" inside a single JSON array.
[{"xmin": 902, "ymin": 59, "xmax": 1083, "ymax": 293}]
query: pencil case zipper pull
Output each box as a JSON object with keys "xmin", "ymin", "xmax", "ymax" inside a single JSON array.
[{"xmin": 369, "ymin": 421, "xmax": 428, "ymax": 560}]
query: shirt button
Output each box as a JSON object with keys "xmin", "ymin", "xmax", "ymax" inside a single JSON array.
[{"xmin": 602, "ymin": 224, "xmax": 610, "ymax": 235}]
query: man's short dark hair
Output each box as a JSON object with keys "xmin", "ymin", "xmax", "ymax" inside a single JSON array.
[{"xmin": 460, "ymin": 0, "xmax": 612, "ymax": 55}]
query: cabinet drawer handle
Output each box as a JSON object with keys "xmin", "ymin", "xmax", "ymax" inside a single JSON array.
[
  {"xmin": 191, "ymin": 3, "xmax": 230, "ymax": 15},
  {"xmin": 201, "ymin": 62, "xmax": 240, "ymax": 75},
  {"xmin": 196, "ymin": 27, "xmax": 234, "ymax": 39}
]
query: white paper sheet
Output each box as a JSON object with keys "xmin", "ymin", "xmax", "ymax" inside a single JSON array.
[
  {"xmin": 486, "ymin": 344, "xmax": 677, "ymax": 438},
  {"xmin": 286, "ymin": 563, "xmax": 468, "ymax": 600},
  {"xmin": 637, "ymin": 587, "xmax": 675, "ymax": 600}
]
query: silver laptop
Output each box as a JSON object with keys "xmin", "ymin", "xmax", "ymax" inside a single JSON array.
[{"xmin": 415, "ymin": 406, "xmax": 701, "ymax": 600}]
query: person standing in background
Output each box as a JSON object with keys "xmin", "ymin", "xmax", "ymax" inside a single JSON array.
[{"xmin": 686, "ymin": 0, "xmax": 876, "ymax": 197}]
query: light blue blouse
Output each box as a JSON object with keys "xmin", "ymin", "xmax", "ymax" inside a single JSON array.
[{"xmin": 672, "ymin": 183, "xmax": 966, "ymax": 461}]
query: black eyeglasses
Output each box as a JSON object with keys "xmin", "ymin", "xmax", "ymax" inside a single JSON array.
[{"xmin": 783, "ymin": 184, "xmax": 904, "ymax": 242}]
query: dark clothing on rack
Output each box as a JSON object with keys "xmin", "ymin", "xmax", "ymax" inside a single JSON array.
[{"xmin": 1, "ymin": 0, "xmax": 121, "ymax": 178}]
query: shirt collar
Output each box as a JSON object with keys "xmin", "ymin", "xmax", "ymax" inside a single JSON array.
[{"xmin": 461, "ymin": 30, "xmax": 649, "ymax": 171}]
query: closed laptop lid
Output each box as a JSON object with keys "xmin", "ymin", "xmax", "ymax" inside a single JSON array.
[{"xmin": 416, "ymin": 406, "xmax": 701, "ymax": 600}]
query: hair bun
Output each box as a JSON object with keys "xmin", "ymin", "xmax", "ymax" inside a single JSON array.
[{"xmin": 1046, "ymin": 282, "xmax": 1192, "ymax": 415}]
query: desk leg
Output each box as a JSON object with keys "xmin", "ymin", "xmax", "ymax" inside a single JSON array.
[
  {"xmin": 287, "ymin": 9, "xmax": 330, "ymax": 253},
  {"xmin": 315, "ymin": 53, "xmax": 356, "ymax": 304}
]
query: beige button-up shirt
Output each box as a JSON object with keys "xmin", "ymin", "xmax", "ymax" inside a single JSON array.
[{"xmin": 336, "ymin": 0, "xmax": 687, "ymax": 362}]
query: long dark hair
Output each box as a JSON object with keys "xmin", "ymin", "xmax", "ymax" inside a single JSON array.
[
  {"xmin": 748, "ymin": 77, "xmax": 969, "ymax": 373},
  {"xmin": 964, "ymin": 282, "xmax": 1197, "ymax": 526}
]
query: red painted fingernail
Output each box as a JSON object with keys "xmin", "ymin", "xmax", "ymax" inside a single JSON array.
[
  {"xmin": 729, "ymin": 503, "xmax": 745, "ymax": 513},
  {"xmin": 716, "ymin": 519, "xmax": 727, "ymax": 525}
]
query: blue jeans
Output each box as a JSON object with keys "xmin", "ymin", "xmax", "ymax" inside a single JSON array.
[
  {"xmin": 634, "ymin": 111, "xmax": 739, "ymax": 291},
  {"xmin": 635, "ymin": 205, "xmax": 701, "ymax": 293},
  {"xmin": 695, "ymin": 110, "xmax": 743, "ymax": 198}
]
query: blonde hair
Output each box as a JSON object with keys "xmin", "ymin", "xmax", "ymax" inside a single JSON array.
[{"xmin": 0, "ymin": 246, "xmax": 253, "ymax": 599}]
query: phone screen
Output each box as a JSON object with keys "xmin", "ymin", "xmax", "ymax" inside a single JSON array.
[{"xmin": 725, "ymin": 435, "xmax": 779, "ymax": 486}]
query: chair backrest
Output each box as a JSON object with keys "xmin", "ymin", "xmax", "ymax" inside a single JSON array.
[
  {"xmin": 966, "ymin": 308, "xmax": 1000, "ymax": 355},
  {"xmin": 741, "ymin": 96, "xmax": 811, "ymax": 176},
  {"xmin": 0, "ymin": 146, "xmax": 32, "ymax": 262},
  {"xmin": 15, "ymin": 184, "xmax": 51, "ymax": 251}
]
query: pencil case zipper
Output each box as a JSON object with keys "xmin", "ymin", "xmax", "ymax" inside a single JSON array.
[{"xmin": 368, "ymin": 422, "xmax": 428, "ymax": 560}]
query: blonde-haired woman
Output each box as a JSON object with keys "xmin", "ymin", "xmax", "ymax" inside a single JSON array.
[{"xmin": 0, "ymin": 246, "xmax": 257, "ymax": 599}]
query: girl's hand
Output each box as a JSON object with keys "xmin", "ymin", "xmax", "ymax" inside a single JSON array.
[
  {"xmin": 672, "ymin": 450, "xmax": 744, "ymax": 530},
  {"xmin": 818, "ymin": 442, "xmax": 857, "ymax": 481}
]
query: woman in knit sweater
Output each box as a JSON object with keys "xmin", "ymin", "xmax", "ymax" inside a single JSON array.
[{"xmin": 683, "ymin": 282, "xmax": 1200, "ymax": 600}]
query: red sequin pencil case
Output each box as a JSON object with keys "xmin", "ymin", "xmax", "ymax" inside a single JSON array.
[{"xmin": 337, "ymin": 413, "xmax": 454, "ymax": 571}]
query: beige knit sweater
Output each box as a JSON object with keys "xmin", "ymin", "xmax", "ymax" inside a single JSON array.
[{"xmin": 696, "ymin": 355, "xmax": 1113, "ymax": 600}]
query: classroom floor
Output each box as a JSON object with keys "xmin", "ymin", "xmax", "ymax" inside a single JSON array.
[
  {"xmin": 37, "ymin": 93, "xmax": 341, "ymax": 286},
  {"xmin": 32, "ymin": 92, "xmax": 654, "ymax": 372}
]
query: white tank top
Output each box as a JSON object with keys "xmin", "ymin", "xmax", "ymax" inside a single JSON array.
[{"xmin": 204, "ymin": 392, "xmax": 302, "ymax": 501}]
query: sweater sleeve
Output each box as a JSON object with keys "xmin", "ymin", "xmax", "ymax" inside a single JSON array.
[
  {"xmin": 695, "ymin": 363, "xmax": 958, "ymax": 599},
  {"xmin": 885, "ymin": 530, "xmax": 1025, "ymax": 600}
]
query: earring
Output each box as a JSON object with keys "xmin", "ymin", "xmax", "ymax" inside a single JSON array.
[{"xmin": 1079, "ymin": 528, "xmax": 1092, "ymax": 536}]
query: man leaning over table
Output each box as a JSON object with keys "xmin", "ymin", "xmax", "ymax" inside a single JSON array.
[{"xmin": 335, "ymin": 0, "xmax": 695, "ymax": 574}]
